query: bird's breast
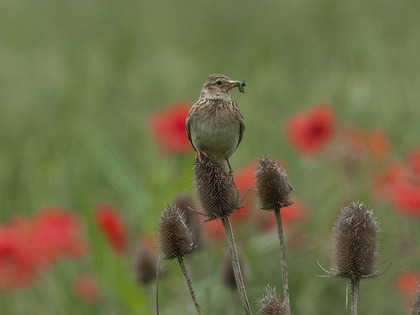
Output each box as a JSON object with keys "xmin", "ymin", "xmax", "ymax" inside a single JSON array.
[{"xmin": 190, "ymin": 101, "xmax": 240, "ymax": 160}]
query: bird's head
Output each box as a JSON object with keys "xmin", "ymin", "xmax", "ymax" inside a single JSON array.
[{"xmin": 200, "ymin": 74, "xmax": 242, "ymax": 100}]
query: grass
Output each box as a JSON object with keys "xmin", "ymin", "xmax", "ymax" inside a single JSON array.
[{"xmin": 1, "ymin": 0, "xmax": 420, "ymax": 313}]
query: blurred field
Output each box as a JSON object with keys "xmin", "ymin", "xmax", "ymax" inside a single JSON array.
[{"xmin": 1, "ymin": 0, "xmax": 420, "ymax": 314}]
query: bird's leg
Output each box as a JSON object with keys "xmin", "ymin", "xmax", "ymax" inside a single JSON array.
[
  {"xmin": 226, "ymin": 158, "xmax": 233, "ymax": 174},
  {"xmin": 196, "ymin": 149, "xmax": 208, "ymax": 162},
  {"xmin": 196, "ymin": 150, "xmax": 202, "ymax": 162},
  {"xmin": 225, "ymin": 158, "xmax": 235, "ymax": 180}
]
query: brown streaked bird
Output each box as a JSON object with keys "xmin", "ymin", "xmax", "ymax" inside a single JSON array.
[{"xmin": 186, "ymin": 74, "xmax": 245, "ymax": 173}]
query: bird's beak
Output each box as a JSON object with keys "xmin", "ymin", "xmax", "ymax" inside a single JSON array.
[{"xmin": 225, "ymin": 80, "xmax": 240, "ymax": 90}]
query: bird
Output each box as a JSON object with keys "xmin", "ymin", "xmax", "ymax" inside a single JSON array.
[{"xmin": 186, "ymin": 74, "xmax": 245, "ymax": 173}]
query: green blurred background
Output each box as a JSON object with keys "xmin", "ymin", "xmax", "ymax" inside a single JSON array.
[{"xmin": 1, "ymin": 0, "xmax": 420, "ymax": 314}]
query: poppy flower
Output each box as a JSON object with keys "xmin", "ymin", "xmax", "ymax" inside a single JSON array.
[
  {"xmin": 370, "ymin": 163, "xmax": 401, "ymax": 204},
  {"xmin": 94, "ymin": 204, "xmax": 127, "ymax": 255},
  {"xmin": 0, "ymin": 223, "xmax": 40, "ymax": 290},
  {"xmin": 396, "ymin": 271, "xmax": 420, "ymax": 295},
  {"xmin": 396, "ymin": 271, "xmax": 420, "ymax": 310},
  {"xmin": 389, "ymin": 173, "xmax": 420, "ymax": 216},
  {"xmin": 35, "ymin": 207, "xmax": 88, "ymax": 263},
  {"xmin": 149, "ymin": 101, "xmax": 193, "ymax": 155},
  {"xmin": 73, "ymin": 274, "xmax": 100, "ymax": 305},
  {"xmin": 371, "ymin": 148, "xmax": 420, "ymax": 216},
  {"xmin": 286, "ymin": 103, "xmax": 335, "ymax": 155}
]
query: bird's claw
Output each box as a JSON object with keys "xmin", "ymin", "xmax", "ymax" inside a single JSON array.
[{"xmin": 196, "ymin": 150, "xmax": 209, "ymax": 162}]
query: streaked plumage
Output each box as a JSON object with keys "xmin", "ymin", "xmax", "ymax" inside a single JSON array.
[{"xmin": 186, "ymin": 74, "xmax": 245, "ymax": 169}]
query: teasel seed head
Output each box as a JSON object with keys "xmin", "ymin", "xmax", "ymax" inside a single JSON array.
[
  {"xmin": 255, "ymin": 156, "xmax": 294, "ymax": 211},
  {"xmin": 257, "ymin": 286, "xmax": 286, "ymax": 315},
  {"xmin": 331, "ymin": 201, "xmax": 379, "ymax": 279},
  {"xmin": 158, "ymin": 205, "xmax": 195, "ymax": 260},
  {"xmin": 193, "ymin": 152, "xmax": 238, "ymax": 220},
  {"xmin": 221, "ymin": 249, "xmax": 246, "ymax": 290},
  {"xmin": 172, "ymin": 193, "xmax": 202, "ymax": 247},
  {"xmin": 134, "ymin": 244, "xmax": 157, "ymax": 285},
  {"xmin": 410, "ymin": 285, "xmax": 420, "ymax": 315}
]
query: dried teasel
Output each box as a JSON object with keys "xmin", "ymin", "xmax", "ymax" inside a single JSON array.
[
  {"xmin": 193, "ymin": 152, "xmax": 238, "ymax": 220},
  {"xmin": 158, "ymin": 206, "xmax": 195, "ymax": 260},
  {"xmin": 331, "ymin": 201, "xmax": 379, "ymax": 279},
  {"xmin": 222, "ymin": 249, "xmax": 246, "ymax": 290},
  {"xmin": 134, "ymin": 244, "xmax": 157, "ymax": 285},
  {"xmin": 257, "ymin": 286, "xmax": 286, "ymax": 315},
  {"xmin": 410, "ymin": 285, "xmax": 420, "ymax": 315},
  {"xmin": 172, "ymin": 193, "xmax": 202, "ymax": 247},
  {"xmin": 255, "ymin": 157, "xmax": 294, "ymax": 211},
  {"xmin": 256, "ymin": 156, "xmax": 293, "ymax": 314}
]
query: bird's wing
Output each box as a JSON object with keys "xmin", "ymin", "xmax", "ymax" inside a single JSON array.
[
  {"xmin": 185, "ymin": 106, "xmax": 197, "ymax": 151},
  {"xmin": 234, "ymin": 101, "xmax": 245, "ymax": 150}
]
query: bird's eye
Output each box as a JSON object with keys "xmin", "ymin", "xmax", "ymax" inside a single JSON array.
[{"xmin": 216, "ymin": 80, "xmax": 222, "ymax": 85}]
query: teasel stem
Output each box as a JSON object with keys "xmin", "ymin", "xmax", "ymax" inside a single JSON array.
[
  {"xmin": 274, "ymin": 208, "xmax": 290, "ymax": 315},
  {"xmin": 221, "ymin": 216, "xmax": 252, "ymax": 315},
  {"xmin": 177, "ymin": 257, "xmax": 202, "ymax": 315},
  {"xmin": 156, "ymin": 253, "xmax": 161, "ymax": 315},
  {"xmin": 351, "ymin": 278, "xmax": 359, "ymax": 315}
]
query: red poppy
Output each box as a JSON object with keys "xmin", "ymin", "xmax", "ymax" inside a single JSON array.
[
  {"xmin": 390, "ymin": 172, "xmax": 420, "ymax": 216},
  {"xmin": 149, "ymin": 101, "xmax": 193, "ymax": 155},
  {"xmin": 35, "ymin": 207, "xmax": 88, "ymax": 263},
  {"xmin": 73, "ymin": 274, "xmax": 100, "ymax": 305},
  {"xmin": 0, "ymin": 223, "xmax": 40, "ymax": 290},
  {"xmin": 94, "ymin": 204, "xmax": 127, "ymax": 255},
  {"xmin": 370, "ymin": 163, "xmax": 401, "ymax": 204},
  {"xmin": 396, "ymin": 271, "xmax": 420, "ymax": 294},
  {"xmin": 371, "ymin": 148, "xmax": 420, "ymax": 216},
  {"xmin": 286, "ymin": 103, "xmax": 335, "ymax": 155}
]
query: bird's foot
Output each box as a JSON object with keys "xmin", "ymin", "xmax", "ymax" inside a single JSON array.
[
  {"xmin": 225, "ymin": 158, "xmax": 235, "ymax": 183},
  {"xmin": 196, "ymin": 150, "xmax": 208, "ymax": 162}
]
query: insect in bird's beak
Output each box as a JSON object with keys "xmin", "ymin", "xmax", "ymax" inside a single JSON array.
[
  {"xmin": 238, "ymin": 81, "xmax": 246, "ymax": 93},
  {"xmin": 233, "ymin": 80, "xmax": 246, "ymax": 93}
]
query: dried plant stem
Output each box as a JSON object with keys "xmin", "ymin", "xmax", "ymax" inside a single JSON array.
[
  {"xmin": 221, "ymin": 216, "xmax": 252, "ymax": 315},
  {"xmin": 178, "ymin": 257, "xmax": 203, "ymax": 315},
  {"xmin": 156, "ymin": 254, "xmax": 161, "ymax": 315},
  {"xmin": 274, "ymin": 208, "xmax": 290, "ymax": 315},
  {"xmin": 144, "ymin": 284, "xmax": 155, "ymax": 315},
  {"xmin": 351, "ymin": 278, "xmax": 359, "ymax": 315}
]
